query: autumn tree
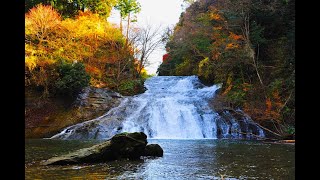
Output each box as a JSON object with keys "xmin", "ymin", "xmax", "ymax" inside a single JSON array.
[
  {"xmin": 158, "ymin": 0, "xmax": 215, "ymax": 77},
  {"xmin": 215, "ymin": 0, "xmax": 265, "ymax": 86},
  {"xmin": 158, "ymin": 0, "xmax": 295, "ymax": 137},
  {"xmin": 26, "ymin": 4, "xmax": 143, "ymax": 96},
  {"xmin": 25, "ymin": 4, "xmax": 62, "ymax": 96}
]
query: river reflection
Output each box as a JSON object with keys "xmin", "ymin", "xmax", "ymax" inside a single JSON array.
[{"xmin": 25, "ymin": 139, "xmax": 295, "ymax": 179}]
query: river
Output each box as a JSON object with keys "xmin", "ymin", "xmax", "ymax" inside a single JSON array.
[{"xmin": 25, "ymin": 138, "xmax": 294, "ymax": 179}]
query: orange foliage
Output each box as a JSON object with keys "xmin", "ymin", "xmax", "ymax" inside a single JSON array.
[
  {"xmin": 209, "ymin": 8, "xmax": 223, "ymax": 21},
  {"xmin": 272, "ymin": 90, "xmax": 283, "ymax": 108},
  {"xmin": 229, "ymin": 32, "xmax": 243, "ymax": 41},
  {"xmin": 226, "ymin": 43, "xmax": 239, "ymax": 49},
  {"xmin": 25, "ymin": 4, "xmax": 62, "ymax": 71},
  {"xmin": 76, "ymin": 10, "xmax": 99, "ymax": 19},
  {"xmin": 222, "ymin": 84, "xmax": 232, "ymax": 95},
  {"xmin": 85, "ymin": 65, "xmax": 101, "ymax": 76},
  {"xmin": 25, "ymin": 4, "xmax": 61, "ymax": 41},
  {"xmin": 264, "ymin": 97, "xmax": 281, "ymax": 121},
  {"xmin": 25, "ymin": 4, "xmax": 134, "ymax": 88},
  {"xmin": 212, "ymin": 52, "xmax": 221, "ymax": 60},
  {"xmin": 243, "ymin": 102, "xmax": 249, "ymax": 112},
  {"xmin": 210, "ymin": 13, "xmax": 222, "ymax": 20},
  {"xmin": 265, "ymin": 97, "xmax": 272, "ymax": 113},
  {"xmin": 225, "ymin": 32, "xmax": 242, "ymax": 50}
]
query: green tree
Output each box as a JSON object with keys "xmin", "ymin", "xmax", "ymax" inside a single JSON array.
[
  {"xmin": 55, "ymin": 61, "xmax": 90, "ymax": 96},
  {"xmin": 114, "ymin": 0, "xmax": 141, "ymax": 44},
  {"xmin": 25, "ymin": 0, "xmax": 117, "ymax": 18}
]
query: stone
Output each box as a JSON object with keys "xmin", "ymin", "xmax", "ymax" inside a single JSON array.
[
  {"xmin": 42, "ymin": 132, "xmax": 162, "ymax": 165},
  {"xmin": 144, "ymin": 144, "xmax": 163, "ymax": 157}
]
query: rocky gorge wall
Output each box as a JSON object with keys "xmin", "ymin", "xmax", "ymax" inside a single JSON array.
[{"xmin": 25, "ymin": 87, "xmax": 123, "ymax": 138}]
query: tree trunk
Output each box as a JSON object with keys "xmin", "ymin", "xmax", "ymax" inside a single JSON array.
[
  {"xmin": 247, "ymin": 44, "xmax": 264, "ymax": 86},
  {"xmin": 126, "ymin": 13, "xmax": 131, "ymax": 46},
  {"xmin": 138, "ymin": 54, "xmax": 145, "ymax": 75},
  {"xmin": 120, "ymin": 15, "xmax": 123, "ymax": 33},
  {"xmin": 242, "ymin": 14, "xmax": 264, "ymax": 86}
]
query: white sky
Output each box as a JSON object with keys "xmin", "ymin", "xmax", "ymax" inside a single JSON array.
[{"xmin": 108, "ymin": 0, "xmax": 184, "ymax": 75}]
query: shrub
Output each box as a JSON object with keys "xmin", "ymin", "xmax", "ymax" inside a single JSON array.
[
  {"xmin": 55, "ymin": 61, "xmax": 90, "ymax": 96},
  {"xmin": 117, "ymin": 79, "xmax": 145, "ymax": 96}
]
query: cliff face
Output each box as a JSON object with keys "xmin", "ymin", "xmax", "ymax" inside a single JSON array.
[{"xmin": 25, "ymin": 87, "xmax": 123, "ymax": 138}]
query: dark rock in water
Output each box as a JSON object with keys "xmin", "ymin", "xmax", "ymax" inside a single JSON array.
[
  {"xmin": 144, "ymin": 144, "xmax": 163, "ymax": 157},
  {"xmin": 212, "ymin": 109, "xmax": 265, "ymax": 139},
  {"xmin": 110, "ymin": 132, "xmax": 147, "ymax": 159},
  {"xmin": 42, "ymin": 132, "xmax": 162, "ymax": 165}
]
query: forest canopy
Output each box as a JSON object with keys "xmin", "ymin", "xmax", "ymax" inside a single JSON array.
[{"xmin": 158, "ymin": 0, "xmax": 295, "ymax": 137}]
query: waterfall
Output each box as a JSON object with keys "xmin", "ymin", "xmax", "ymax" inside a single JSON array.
[{"xmin": 50, "ymin": 76, "xmax": 264, "ymax": 140}]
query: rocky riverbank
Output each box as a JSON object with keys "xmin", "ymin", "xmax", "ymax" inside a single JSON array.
[{"xmin": 25, "ymin": 87, "xmax": 123, "ymax": 138}]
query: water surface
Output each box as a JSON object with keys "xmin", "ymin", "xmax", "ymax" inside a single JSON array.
[{"xmin": 25, "ymin": 139, "xmax": 294, "ymax": 179}]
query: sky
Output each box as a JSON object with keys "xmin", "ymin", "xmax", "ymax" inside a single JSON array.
[{"xmin": 108, "ymin": 0, "xmax": 185, "ymax": 75}]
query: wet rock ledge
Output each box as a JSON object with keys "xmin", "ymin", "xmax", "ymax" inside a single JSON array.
[{"xmin": 42, "ymin": 132, "xmax": 163, "ymax": 165}]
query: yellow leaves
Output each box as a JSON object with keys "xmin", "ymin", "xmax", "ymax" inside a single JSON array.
[
  {"xmin": 65, "ymin": 11, "xmax": 101, "ymax": 37},
  {"xmin": 222, "ymin": 75, "xmax": 233, "ymax": 95},
  {"xmin": 96, "ymin": 23, "xmax": 105, "ymax": 34},
  {"xmin": 44, "ymin": 10, "xmax": 124, "ymax": 65},
  {"xmin": 198, "ymin": 57, "xmax": 209, "ymax": 69},
  {"xmin": 140, "ymin": 68, "xmax": 147, "ymax": 74},
  {"xmin": 25, "ymin": 55, "xmax": 56, "ymax": 71},
  {"xmin": 213, "ymin": 26, "xmax": 223, "ymax": 31},
  {"xmin": 198, "ymin": 57, "xmax": 209, "ymax": 76},
  {"xmin": 25, "ymin": 4, "xmax": 132, "ymax": 88},
  {"xmin": 63, "ymin": 11, "xmax": 124, "ymax": 44},
  {"xmin": 25, "ymin": 56, "xmax": 37, "ymax": 71}
]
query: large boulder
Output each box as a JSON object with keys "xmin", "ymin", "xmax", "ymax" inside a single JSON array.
[
  {"xmin": 144, "ymin": 144, "xmax": 163, "ymax": 157},
  {"xmin": 42, "ymin": 132, "xmax": 162, "ymax": 165}
]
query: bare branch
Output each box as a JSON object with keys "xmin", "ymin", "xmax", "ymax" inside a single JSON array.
[{"xmin": 129, "ymin": 23, "xmax": 164, "ymax": 75}]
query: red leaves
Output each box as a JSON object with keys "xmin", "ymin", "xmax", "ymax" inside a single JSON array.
[{"xmin": 162, "ymin": 54, "xmax": 170, "ymax": 62}]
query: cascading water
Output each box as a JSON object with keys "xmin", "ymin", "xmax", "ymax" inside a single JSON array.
[{"xmin": 50, "ymin": 76, "xmax": 264, "ymax": 140}]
